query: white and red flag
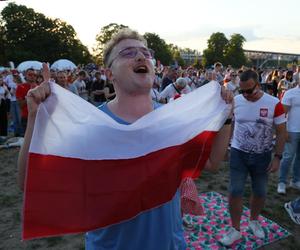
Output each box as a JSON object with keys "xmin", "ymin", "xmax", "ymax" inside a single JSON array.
[{"xmin": 23, "ymin": 81, "xmax": 230, "ymax": 239}]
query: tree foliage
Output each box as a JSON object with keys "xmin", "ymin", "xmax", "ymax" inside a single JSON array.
[
  {"xmin": 224, "ymin": 34, "xmax": 247, "ymax": 68},
  {"xmin": 0, "ymin": 3, "xmax": 92, "ymax": 66},
  {"xmin": 202, "ymin": 32, "xmax": 228, "ymax": 67},
  {"xmin": 143, "ymin": 32, "xmax": 172, "ymax": 66},
  {"xmin": 94, "ymin": 23, "xmax": 128, "ymax": 65},
  {"xmin": 168, "ymin": 44, "xmax": 185, "ymax": 67},
  {"xmin": 202, "ymin": 32, "xmax": 247, "ymax": 68}
]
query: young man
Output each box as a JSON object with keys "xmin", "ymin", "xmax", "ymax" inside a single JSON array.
[
  {"xmin": 277, "ymin": 80, "xmax": 300, "ymax": 194},
  {"xmin": 56, "ymin": 71, "xmax": 79, "ymax": 95},
  {"xmin": 18, "ymin": 28, "xmax": 233, "ymax": 250},
  {"xmin": 220, "ymin": 70, "xmax": 286, "ymax": 246}
]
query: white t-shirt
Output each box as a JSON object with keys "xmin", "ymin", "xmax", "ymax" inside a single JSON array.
[
  {"xmin": 232, "ymin": 93, "xmax": 286, "ymax": 153},
  {"xmin": 160, "ymin": 83, "xmax": 191, "ymax": 101},
  {"xmin": 225, "ymin": 81, "xmax": 240, "ymax": 96},
  {"xmin": 73, "ymin": 79, "xmax": 88, "ymax": 100},
  {"xmin": 282, "ymin": 86, "xmax": 300, "ymax": 132},
  {"xmin": 293, "ymin": 72, "xmax": 299, "ymax": 84},
  {"xmin": 8, "ymin": 81, "xmax": 17, "ymax": 101}
]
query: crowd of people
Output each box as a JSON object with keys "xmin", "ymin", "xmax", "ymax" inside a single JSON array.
[{"xmin": 0, "ymin": 28, "xmax": 299, "ymax": 249}]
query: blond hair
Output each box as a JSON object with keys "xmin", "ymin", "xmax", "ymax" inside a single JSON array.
[{"xmin": 103, "ymin": 28, "xmax": 147, "ymax": 67}]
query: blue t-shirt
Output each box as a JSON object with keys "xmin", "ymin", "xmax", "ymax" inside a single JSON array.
[{"xmin": 85, "ymin": 103, "xmax": 186, "ymax": 250}]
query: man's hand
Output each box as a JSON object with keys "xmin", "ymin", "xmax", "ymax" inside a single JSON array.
[
  {"xmin": 26, "ymin": 63, "xmax": 51, "ymax": 117},
  {"xmin": 203, "ymin": 158, "xmax": 218, "ymax": 172},
  {"xmin": 267, "ymin": 157, "xmax": 280, "ymax": 173},
  {"xmin": 221, "ymin": 86, "xmax": 234, "ymax": 104}
]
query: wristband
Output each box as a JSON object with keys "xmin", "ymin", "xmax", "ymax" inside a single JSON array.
[{"xmin": 224, "ymin": 118, "xmax": 232, "ymax": 125}]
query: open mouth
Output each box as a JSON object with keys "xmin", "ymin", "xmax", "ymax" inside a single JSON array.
[{"xmin": 133, "ymin": 65, "xmax": 149, "ymax": 74}]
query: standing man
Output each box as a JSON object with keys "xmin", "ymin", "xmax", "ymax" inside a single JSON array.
[
  {"xmin": 55, "ymin": 71, "xmax": 79, "ymax": 95},
  {"xmin": 16, "ymin": 68, "xmax": 38, "ymax": 135},
  {"xmin": 161, "ymin": 66, "xmax": 177, "ymax": 91},
  {"xmin": 277, "ymin": 81, "xmax": 300, "ymax": 194},
  {"xmin": 213, "ymin": 62, "xmax": 224, "ymax": 84},
  {"xmin": 220, "ymin": 70, "xmax": 286, "ymax": 246},
  {"xmin": 18, "ymin": 28, "xmax": 233, "ymax": 250},
  {"xmin": 224, "ymin": 71, "xmax": 240, "ymax": 96},
  {"xmin": 73, "ymin": 70, "xmax": 88, "ymax": 100}
]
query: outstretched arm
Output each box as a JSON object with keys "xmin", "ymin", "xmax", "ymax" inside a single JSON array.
[{"xmin": 17, "ymin": 63, "xmax": 51, "ymax": 190}]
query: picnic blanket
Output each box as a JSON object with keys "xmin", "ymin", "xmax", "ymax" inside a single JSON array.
[{"xmin": 184, "ymin": 192, "xmax": 290, "ymax": 249}]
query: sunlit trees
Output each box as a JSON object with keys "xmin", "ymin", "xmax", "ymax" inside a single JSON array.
[
  {"xmin": 224, "ymin": 34, "xmax": 247, "ymax": 68},
  {"xmin": 143, "ymin": 32, "xmax": 172, "ymax": 66},
  {"xmin": 94, "ymin": 23, "xmax": 128, "ymax": 65},
  {"xmin": 0, "ymin": 3, "xmax": 92, "ymax": 65},
  {"xmin": 202, "ymin": 32, "xmax": 247, "ymax": 68},
  {"xmin": 202, "ymin": 32, "xmax": 228, "ymax": 67}
]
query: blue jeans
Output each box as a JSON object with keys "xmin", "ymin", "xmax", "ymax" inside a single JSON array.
[
  {"xmin": 10, "ymin": 101, "xmax": 22, "ymax": 136},
  {"xmin": 279, "ymin": 132, "xmax": 300, "ymax": 184},
  {"xmin": 229, "ymin": 148, "xmax": 271, "ymax": 198}
]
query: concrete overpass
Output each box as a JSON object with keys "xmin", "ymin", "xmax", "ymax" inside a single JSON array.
[{"xmin": 244, "ymin": 49, "xmax": 300, "ymax": 68}]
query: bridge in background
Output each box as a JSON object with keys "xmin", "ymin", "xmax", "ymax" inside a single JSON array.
[{"xmin": 244, "ymin": 50, "xmax": 300, "ymax": 68}]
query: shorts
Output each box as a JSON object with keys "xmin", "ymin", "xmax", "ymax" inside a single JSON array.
[{"xmin": 229, "ymin": 147, "xmax": 271, "ymax": 198}]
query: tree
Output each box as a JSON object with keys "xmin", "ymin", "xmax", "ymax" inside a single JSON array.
[
  {"xmin": 202, "ymin": 32, "xmax": 228, "ymax": 67},
  {"xmin": 193, "ymin": 57, "xmax": 202, "ymax": 69},
  {"xmin": 94, "ymin": 23, "xmax": 128, "ymax": 65},
  {"xmin": 0, "ymin": 20, "xmax": 6, "ymax": 65},
  {"xmin": 224, "ymin": 34, "xmax": 247, "ymax": 68},
  {"xmin": 168, "ymin": 44, "xmax": 185, "ymax": 67},
  {"xmin": 143, "ymin": 32, "xmax": 172, "ymax": 66},
  {"xmin": 0, "ymin": 3, "xmax": 92, "ymax": 65}
]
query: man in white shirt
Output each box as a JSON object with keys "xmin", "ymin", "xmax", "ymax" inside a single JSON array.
[
  {"xmin": 73, "ymin": 70, "xmax": 88, "ymax": 100},
  {"xmin": 224, "ymin": 71, "xmax": 240, "ymax": 96},
  {"xmin": 220, "ymin": 70, "xmax": 286, "ymax": 246},
  {"xmin": 293, "ymin": 65, "xmax": 300, "ymax": 85},
  {"xmin": 160, "ymin": 77, "xmax": 191, "ymax": 102},
  {"xmin": 277, "ymin": 82, "xmax": 300, "ymax": 194}
]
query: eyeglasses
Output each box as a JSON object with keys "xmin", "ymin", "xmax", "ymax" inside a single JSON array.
[
  {"xmin": 108, "ymin": 46, "xmax": 154, "ymax": 68},
  {"xmin": 239, "ymin": 84, "xmax": 257, "ymax": 95},
  {"xmin": 27, "ymin": 73, "xmax": 36, "ymax": 77}
]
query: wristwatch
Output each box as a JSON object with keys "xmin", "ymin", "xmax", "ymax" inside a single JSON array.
[{"xmin": 274, "ymin": 154, "xmax": 283, "ymax": 160}]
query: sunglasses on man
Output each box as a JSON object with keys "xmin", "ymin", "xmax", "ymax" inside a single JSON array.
[{"xmin": 239, "ymin": 83, "xmax": 257, "ymax": 95}]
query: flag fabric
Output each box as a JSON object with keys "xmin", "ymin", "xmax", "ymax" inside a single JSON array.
[{"xmin": 23, "ymin": 81, "xmax": 230, "ymax": 240}]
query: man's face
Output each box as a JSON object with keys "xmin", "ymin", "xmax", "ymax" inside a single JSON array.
[
  {"xmin": 239, "ymin": 79, "xmax": 260, "ymax": 102},
  {"xmin": 108, "ymin": 39, "xmax": 155, "ymax": 95},
  {"xmin": 206, "ymin": 71, "xmax": 216, "ymax": 81},
  {"xmin": 56, "ymin": 72, "xmax": 68, "ymax": 86},
  {"xmin": 25, "ymin": 70, "xmax": 36, "ymax": 83},
  {"xmin": 215, "ymin": 65, "xmax": 221, "ymax": 72}
]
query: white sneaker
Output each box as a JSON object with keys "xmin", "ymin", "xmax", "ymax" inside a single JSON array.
[
  {"xmin": 277, "ymin": 182, "xmax": 286, "ymax": 194},
  {"xmin": 219, "ymin": 227, "xmax": 241, "ymax": 246},
  {"xmin": 284, "ymin": 202, "xmax": 300, "ymax": 225},
  {"xmin": 290, "ymin": 181, "xmax": 300, "ymax": 190},
  {"xmin": 249, "ymin": 220, "xmax": 265, "ymax": 239}
]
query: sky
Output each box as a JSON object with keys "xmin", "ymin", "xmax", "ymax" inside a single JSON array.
[{"xmin": 1, "ymin": 0, "xmax": 300, "ymax": 55}]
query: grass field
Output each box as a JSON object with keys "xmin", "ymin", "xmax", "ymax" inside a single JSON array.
[{"xmin": 0, "ymin": 148, "xmax": 299, "ymax": 249}]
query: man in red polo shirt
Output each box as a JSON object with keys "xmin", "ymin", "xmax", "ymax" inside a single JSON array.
[{"xmin": 16, "ymin": 68, "xmax": 38, "ymax": 135}]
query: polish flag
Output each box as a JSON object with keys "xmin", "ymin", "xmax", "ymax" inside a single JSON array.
[{"xmin": 23, "ymin": 81, "xmax": 230, "ymax": 240}]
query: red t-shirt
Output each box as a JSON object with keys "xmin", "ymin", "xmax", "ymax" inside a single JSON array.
[{"xmin": 16, "ymin": 83, "xmax": 37, "ymax": 118}]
